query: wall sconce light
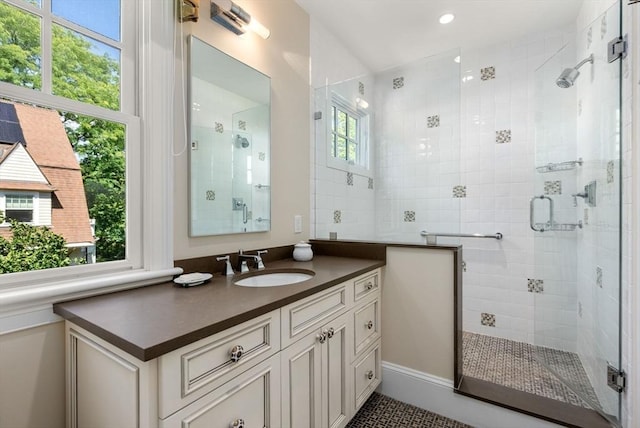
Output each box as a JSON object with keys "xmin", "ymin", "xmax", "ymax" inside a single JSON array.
[
  {"xmin": 179, "ymin": 0, "xmax": 200, "ymax": 22},
  {"xmin": 210, "ymin": 0, "xmax": 270, "ymax": 39}
]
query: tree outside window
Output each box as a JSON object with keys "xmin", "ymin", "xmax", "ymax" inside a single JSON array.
[{"xmin": 0, "ymin": 0, "xmax": 128, "ymax": 273}]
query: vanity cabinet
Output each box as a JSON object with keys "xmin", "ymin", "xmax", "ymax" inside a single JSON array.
[{"xmin": 64, "ymin": 268, "xmax": 382, "ymax": 428}]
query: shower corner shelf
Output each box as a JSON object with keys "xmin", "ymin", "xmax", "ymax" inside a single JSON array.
[{"xmin": 535, "ymin": 158, "xmax": 583, "ymax": 173}]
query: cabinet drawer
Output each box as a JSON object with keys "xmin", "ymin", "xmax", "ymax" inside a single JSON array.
[
  {"xmin": 160, "ymin": 353, "xmax": 281, "ymax": 428},
  {"xmin": 352, "ymin": 340, "xmax": 381, "ymax": 411},
  {"xmin": 353, "ymin": 296, "xmax": 380, "ymax": 358},
  {"xmin": 281, "ymin": 283, "xmax": 351, "ymax": 348},
  {"xmin": 353, "ymin": 270, "xmax": 380, "ymax": 303},
  {"xmin": 158, "ymin": 310, "xmax": 280, "ymax": 419}
]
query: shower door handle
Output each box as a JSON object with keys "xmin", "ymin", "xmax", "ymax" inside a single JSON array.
[
  {"xmin": 242, "ymin": 203, "xmax": 248, "ymax": 224},
  {"xmin": 530, "ymin": 195, "xmax": 554, "ymax": 232}
]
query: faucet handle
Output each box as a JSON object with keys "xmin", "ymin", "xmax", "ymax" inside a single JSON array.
[
  {"xmin": 256, "ymin": 250, "xmax": 268, "ymax": 269},
  {"xmin": 216, "ymin": 255, "xmax": 235, "ymax": 276}
]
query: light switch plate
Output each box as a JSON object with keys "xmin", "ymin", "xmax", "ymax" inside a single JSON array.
[{"xmin": 294, "ymin": 215, "xmax": 302, "ymax": 233}]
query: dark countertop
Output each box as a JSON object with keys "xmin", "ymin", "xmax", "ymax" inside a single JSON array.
[{"xmin": 53, "ymin": 256, "xmax": 384, "ymax": 362}]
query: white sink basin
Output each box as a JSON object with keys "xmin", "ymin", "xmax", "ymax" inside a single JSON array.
[{"xmin": 234, "ymin": 270, "xmax": 314, "ymax": 287}]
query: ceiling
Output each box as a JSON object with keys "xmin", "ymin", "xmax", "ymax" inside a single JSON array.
[{"xmin": 295, "ymin": 0, "xmax": 584, "ymax": 72}]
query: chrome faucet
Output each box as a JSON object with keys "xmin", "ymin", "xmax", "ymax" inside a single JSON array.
[{"xmin": 238, "ymin": 249, "xmax": 268, "ymax": 270}]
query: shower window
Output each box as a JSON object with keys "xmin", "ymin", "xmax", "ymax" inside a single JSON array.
[{"xmin": 327, "ymin": 96, "xmax": 369, "ymax": 172}]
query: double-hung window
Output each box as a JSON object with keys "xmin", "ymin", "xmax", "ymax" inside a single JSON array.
[
  {"xmin": 327, "ymin": 95, "xmax": 369, "ymax": 173},
  {"xmin": 4, "ymin": 194, "xmax": 34, "ymax": 223},
  {"xmin": 0, "ymin": 0, "xmax": 176, "ymax": 300}
]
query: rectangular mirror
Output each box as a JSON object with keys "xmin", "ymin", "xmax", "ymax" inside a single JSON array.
[{"xmin": 189, "ymin": 36, "xmax": 271, "ymax": 236}]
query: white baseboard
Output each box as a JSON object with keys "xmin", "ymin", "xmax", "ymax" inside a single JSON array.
[{"xmin": 379, "ymin": 361, "xmax": 563, "ymax": 428}]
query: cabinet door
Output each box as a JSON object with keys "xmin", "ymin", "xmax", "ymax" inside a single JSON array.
[
  {"xmin": 281, "ymin": 328, "xmax": 322, "ymax": 428},
  {"xmin": 160, "ymin": 354, "xmax": 281, "ymax": 428},
  {"xmin": 281, "ymin": 311, "xmax": 351, "ymax": 428},
  {"xmin": 322, "ymin": 312, "xmax": 351, "ymax": 428}
]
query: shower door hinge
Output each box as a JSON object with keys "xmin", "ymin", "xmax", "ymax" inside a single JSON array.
[
  {"xmin": 607, "ymin": 363, "xmax": 626, "ymax": 393},
  {"xmin": 608, "ymin": 35, "xmax": 628, "ymax": 63}
]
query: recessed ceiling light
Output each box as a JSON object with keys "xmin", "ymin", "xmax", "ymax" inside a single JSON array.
[
  {"xmin": 439, "ymin": 13, "xmax": 455, "ymax": 24},
  {"xmin": 454, "ymin": 55, "xmax": 461, "ymax": 63}
]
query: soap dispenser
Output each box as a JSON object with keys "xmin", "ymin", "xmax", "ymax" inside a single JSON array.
[{"xmin": 293, "ymin": 241, "xmax": 313, "ymax": 261}]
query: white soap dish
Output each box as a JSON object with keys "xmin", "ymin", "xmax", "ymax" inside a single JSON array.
[{"xmin": 173, "ymin": 272, "xmax": 213, "ymax": 287}]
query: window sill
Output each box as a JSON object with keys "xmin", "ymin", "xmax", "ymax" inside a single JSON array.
[
  {"xmin": 0, "ymin": 267, "xmax": 183, "ymax": 319},
  {"xmin": 326, "ymin": 159, "xmax": 370, "ymax": 177}
]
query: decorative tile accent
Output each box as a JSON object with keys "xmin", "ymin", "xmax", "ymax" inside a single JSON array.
[
  {"xmin": 404, "ymin": 210, "xmax": 415, "ymax": 222},
  {"xmin": 358, "ymin": 81, "xmax": 365, "ymax": 95},
  {"xmin": 427, "ymin": 115, "xmax": 440, "ymax": 128},
  {"xmin": 453, "ymin": 185, "xmax": 467, "ymax": 198},
  {"xmin": 392, "ymin": 77, "xmax": 404, "ymax": 89},
  {"xmin": 481, "ymin": 313, "xmax": 496, "ymax": 327},
  {"xmin": 596, "ymin": 266, "xmax": 603, "ymax": 288},
  {"xmin": 238, "ymin": 120, "xmax": 247, "ymax": 131},
  {"xmin": 587, "ymin": 27, "xmax": 593, "ymax": 49},
  {"xmin": 205, "ymin": 190, "xmax": 215, "ymax": 201},
  {"xmin": 258, "ymin": 152, "xmax": 266, "ymax": 161},
  {"xmin": 333, "ymin": 210, "xmax": 342, "ymax": 223},
  {"xmin": 527, "ymin": 278, "xmax": 544, "ymax": 293},
  {"xmin": 496, "ymin": 129, "xmax": 511, "ymax": 144},
  {"xmin": 214, "ymin": 122, "xmax": 224, "ymax": 133},
  {"xmin": 544, "ymin": 180, "xmax": 562, "ymax": 195},
  {"xmin": 480, "ymin": 66, "xmax": 495, "ymax": 81},
  {"xmin": 584, "ymin": 208, "xmax": 589, "ymax": 225},
  {"xmin": 600, "ymin": 15, "xmax": 607, "ymax": 39},
  {"xmin": 607, "ymin": 160, "xmax": 615, "ymax": 183},
  {"xmin": 347, "ymin": 172, "xmax": 354, "ymax": 186},
  {"xmin": 578, "ymin": 99, "xmax": 582, "ymax": 116},
  {"xmin": 368, "ymin": 177, "xmax": 374, "ymax": 189}
]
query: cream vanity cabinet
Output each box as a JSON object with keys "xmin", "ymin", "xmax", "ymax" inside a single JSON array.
[{"xmin": 65, "ymin": 268, "xmax": 381, "ymax": 428}]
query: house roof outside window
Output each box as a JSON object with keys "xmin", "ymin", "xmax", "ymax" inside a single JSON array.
[{"xmin": 0, "ymin": 102, "xmax": 94, "ymax": 247}]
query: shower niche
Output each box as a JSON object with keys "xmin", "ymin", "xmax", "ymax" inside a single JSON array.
[{"xmin": 188, "ymin": 36, "xmax": 271, "ymax": 236}]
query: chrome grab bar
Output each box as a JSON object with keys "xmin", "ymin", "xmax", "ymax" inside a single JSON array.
[
  {"xmin": 529, "ymin": 194, "xmax": 583, "ymax": 232},
  {"xmin": 420, "ymin": 231, "xmax": 503, "ymax": 244},
  {"xmin": 530, "ymin": 195, "xmax": 553, "ymax": 232}
]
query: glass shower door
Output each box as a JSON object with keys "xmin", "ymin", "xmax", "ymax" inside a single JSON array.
[{"xmin": 532, "ymin": 2, "xmax": 622, "ymax": 424}]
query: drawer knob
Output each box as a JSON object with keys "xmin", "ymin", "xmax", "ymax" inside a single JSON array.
[
  {"xmin": 317, "ymin": 332, "xmax": 327, "ymax": 344},
  {"xmin": 230, "ymin": 345, "xmax": 244, "ymax": 362},
  {"xmin": 366, "ymin": 320, "xmax": 374, "ymax": 330},
  {"xmin": 230, "ymin": 419, "xmax": 245, "ymax": 428},
  {"xmin": 365, "ymin": 281, "xmax": 374, "ymax": 290},
  {"xmin": 365, "ymin": 370, "xmax": 374, "ymax": 380},
  {"xmin": 326, "ymin": 327, "xmax": 335, "ymax": 339}
]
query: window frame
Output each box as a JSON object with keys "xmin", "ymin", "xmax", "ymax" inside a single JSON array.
[
  {"xmin": 326, "ymin": 94, "xmax": 370, "ymax": 175},
  {"xmin": 0, "ymin": 0, "xmax": 178, "ymax": 311},
  {"xmin": 2, "ymin": 192, "xmax": 37, "ymax": 224}
]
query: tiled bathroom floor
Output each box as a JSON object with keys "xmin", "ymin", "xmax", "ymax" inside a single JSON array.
[
  {"xmin": 346, "ymin": 392, "xmax": 473, "ymax": 428},
  {"xmin": 463, "ymin": 332, "xmax": 599, "ymax": 408}
]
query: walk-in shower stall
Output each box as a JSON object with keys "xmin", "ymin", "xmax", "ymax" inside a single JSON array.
[{"xmin": 313, "ymin": 1, "xmax": 623, "ymax": 425}]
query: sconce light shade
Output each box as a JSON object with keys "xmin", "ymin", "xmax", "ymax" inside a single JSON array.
[
  {"xmin": 179, "ymin": 0, "xmax": 200, "ymax": 22},
  {"xmin": 210, "ymin": 0, "xmax": 270, "ymax": 39}
]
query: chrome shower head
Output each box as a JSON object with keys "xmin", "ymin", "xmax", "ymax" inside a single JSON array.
[
  {"xmin": 234, "ymin": 134, "xmax": 250, "ymax": 148},
  {"xmin": 556, "ymin": 54, "xmax": 594, "ymax": 88}
]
